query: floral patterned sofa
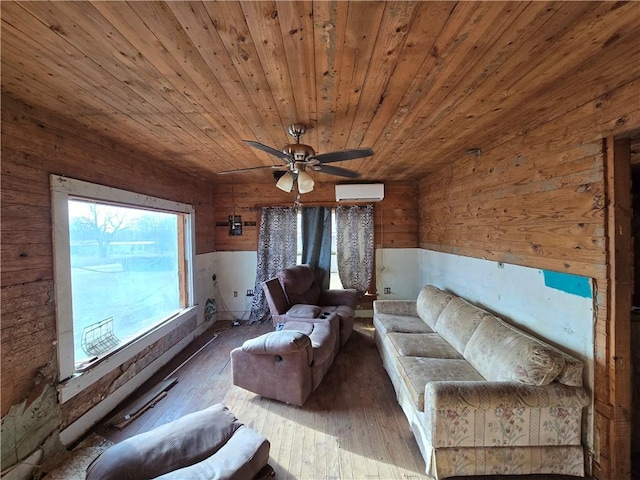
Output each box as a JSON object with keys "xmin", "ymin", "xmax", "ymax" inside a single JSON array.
[{"xmin": 373, "ymin": 285, "xmax": 589, "ymax": 479}]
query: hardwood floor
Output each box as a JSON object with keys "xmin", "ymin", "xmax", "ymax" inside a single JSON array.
[{"xmin": 95, "ymin": 319, "xmax": 592, "ymax": 480}]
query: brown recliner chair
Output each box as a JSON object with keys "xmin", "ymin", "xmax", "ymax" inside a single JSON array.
[
  {"xmin": 231, "ymin": 315, "xmax": 340, "ymax": 405},
  {"xmin": 262, "ymin": 264, "xmax": 358, "ymax": 346}
]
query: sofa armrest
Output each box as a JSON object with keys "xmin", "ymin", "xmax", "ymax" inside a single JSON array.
[
  {"xmin": 425, "ymin": 381, "xmax": 589, "ymax": 410},
  {"xmin": 373, "ymin": 300, "xmax": 417, "ymax": 316},
  {"xmin": 320, "ymin": 288, "xmax": 358, "ymax": 309}
]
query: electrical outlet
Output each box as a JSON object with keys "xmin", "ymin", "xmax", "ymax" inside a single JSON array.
[
  {"xmin": 233, "ymin": 291, "xmax": 238, "ymax": 297},
  {"xmin": 384, "ymin": 287, "xmax": 391, "ymax": 294},
  {"xmin": 246, "ymin": 289, "xmax": 254, "ymax": 296}
]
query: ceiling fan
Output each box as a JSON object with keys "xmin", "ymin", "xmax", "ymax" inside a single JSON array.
[{"xmin": 217, "ymin": 124, "xmax": 374, "ymax": 194}]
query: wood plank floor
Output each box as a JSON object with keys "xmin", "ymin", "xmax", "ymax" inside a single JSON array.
[{"xmin": 95, "ymin": 319, "xmax": 592, "ymax": 480}]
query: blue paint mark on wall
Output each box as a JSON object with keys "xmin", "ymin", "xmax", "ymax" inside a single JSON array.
[{"xmin": 542, "ymin": 270, "xmax": 592, "ymax": 298}]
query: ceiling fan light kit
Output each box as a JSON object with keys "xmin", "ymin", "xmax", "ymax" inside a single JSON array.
[
  {"xmin": 297, "ymin": 170, "xmax": 315, "ymax": 194},
  {"xmin": 276, "ymin": 171, "xmax": 295, "ymax": 192},
  {"xmin": 218, "ymin": 124, "xmax": 374, "ymax": 195}
]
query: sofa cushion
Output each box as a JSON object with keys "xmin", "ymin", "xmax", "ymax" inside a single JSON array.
[
  {"xmin": 464, "ymin": 315, "xmax": 565, "ymax": 386},
  {"xmin": 396, "ymin": 357, "xmax": 484, "ymax": 411},
  {"xmin": 86, "ymin": 404, "xmax": 243, "ymax": 480},
  {"xmin": 287, "ymin": 304, "xmax": 321, "ymax": 318},
  {"xmin": 435, "ymin": 297, "xmax": 490, "ymax": 354},
  {"xmin": 416, "ymin": 285, "xmax": 453, "ymax": 330},
  {"xmin": 374, "ymin": 313, "xmax": 434, "ymax": 336},
  {"xmin": 388, "ymin": 333, "xmax": 464, "ymax": 359},
  {"xmin": 158, "ymin": 425, "xmax": 270, "ymax": 480}
]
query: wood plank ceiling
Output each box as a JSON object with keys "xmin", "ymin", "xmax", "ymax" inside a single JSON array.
[{"xmin": 2, "ymin": 1, "xmax": 639, "ymax": 183}]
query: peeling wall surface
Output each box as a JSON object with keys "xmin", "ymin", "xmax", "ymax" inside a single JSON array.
[{"xmin": 0, "ymin": 386, "xmax": 61, "ymax": 471}]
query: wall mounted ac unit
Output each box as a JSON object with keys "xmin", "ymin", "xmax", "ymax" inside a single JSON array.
[{"xmin": 335, "ymin": 183, "xmax": 384, "ymax": 202}]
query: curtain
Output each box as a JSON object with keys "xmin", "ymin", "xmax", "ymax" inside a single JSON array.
[
  {"xmin": 301, "ymin": 206, "xmax": 332, "ymax": 290},
  {"xmin": 336, "ymin": 204, "xmax": 374, "ymax": 295},
  {"xmin": 249, "ymin": 207, "xmax": 297, "ymax": 322}
]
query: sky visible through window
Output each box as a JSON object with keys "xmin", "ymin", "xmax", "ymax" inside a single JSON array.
[{"xmin": 68, "ymin": 199, "xmax": 181, "ymax": 365}]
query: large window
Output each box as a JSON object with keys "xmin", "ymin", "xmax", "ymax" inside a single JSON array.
[{"xmin": 51, "ymin": 176, "xmax": 195, "ymax": 387}]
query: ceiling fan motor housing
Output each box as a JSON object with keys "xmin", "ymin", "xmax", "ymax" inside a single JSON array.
[{"xmin": 282, "ymin": 143, "xmax": 315, "ymax": 161}]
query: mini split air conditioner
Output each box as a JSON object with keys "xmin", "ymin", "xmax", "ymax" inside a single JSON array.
[{"xmin": 335, "ymin": 183, "xmax": 384, "ymax": 202}]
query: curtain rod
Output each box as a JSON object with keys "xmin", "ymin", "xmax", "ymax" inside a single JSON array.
[{"xmin": 250, "ymin": 202, "xmax": 376, "ymax": 209}]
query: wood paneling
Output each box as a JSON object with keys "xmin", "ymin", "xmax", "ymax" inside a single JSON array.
[
  {"xmin": 605, "ymin": 137, "xmax": 633, "ymax": 480},
  {"xmin": 1, "ymin": 1, "xmax": 639, "ymax": 478},
  {"xmin": 419, "ymin": 143, "xmax": 606, "ymax": 275},
  {"xmin": 418, "ymin": 72, "xmax": 640, "ymax": 477},
  {"xmin": 1, "ymin": 2, "xmax": 638, "ymax": 185},
  {"xmin": 0, "ymin": 96, "xmax": 215, "ymax": 431},
  {"xmin": 212, "ymin": 180, "xmax": 418, "ymax": 252}
]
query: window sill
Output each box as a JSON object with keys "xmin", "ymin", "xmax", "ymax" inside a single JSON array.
[{"xmin": 57, "ymin": 306, "xmax": 197, "ymax": 404}]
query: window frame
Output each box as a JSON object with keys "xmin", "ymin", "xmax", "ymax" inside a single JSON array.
[{"xmin": 50, "ymin": 175, "xmax": 196, "ymax": 402}]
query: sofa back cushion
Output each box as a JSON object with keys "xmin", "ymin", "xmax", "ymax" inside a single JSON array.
[
  {"xmin": 416, "ymin": 285, "xmax": 453, "ymax": 330},
  {"xmin": 277, "ymin": 264, "xmax": 321, "ymax": 305},
  {"xmin": 464, "ymin": 315, "xmax": 566, "ymax": 386},
  {"xmin": 434, "ymin": 297, "xmax": 490, "ymax": 354}
]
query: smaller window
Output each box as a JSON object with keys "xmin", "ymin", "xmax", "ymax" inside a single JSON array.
[{"xmin": 296, "ymin": 209, "xmax": 342, "ymax": 289}]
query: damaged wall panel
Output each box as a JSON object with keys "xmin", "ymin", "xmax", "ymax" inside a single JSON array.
[{"xmin": 0, "ymin": 96, "xmax": 216, "ymax": 472}]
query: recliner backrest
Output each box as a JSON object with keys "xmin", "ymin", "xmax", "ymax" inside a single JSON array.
[
  {"xmin": 262, "ymin": 277, "xmax": 290, "ymax": 315},
  {"xmin": 276, "ymin": 264, "xmax": 321, "ymax": 306}
]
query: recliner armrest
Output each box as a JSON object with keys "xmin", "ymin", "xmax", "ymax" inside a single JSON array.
[
  {"xmin": 241, "ymin": 330, "xmax": 311, "ymax": 355},
  {"xmin": 320, "ymin": 288, "xmax": 358, "ymax": 309}
]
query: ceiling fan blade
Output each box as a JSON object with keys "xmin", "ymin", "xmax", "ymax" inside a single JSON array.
[
  {"xmin": 217, "ymin": 165, "xmax": 285, "ymax": 175},
  {"xmin": 244, "ymin": 140, "xmax": 291, "ymax": 162},
  {"xmin": 314, "ymin": 164, "xmax": 361, "ymax": 178},
  {"xmin": 312, "ymin": 147, "xmax": 374, "ymax": 164}
]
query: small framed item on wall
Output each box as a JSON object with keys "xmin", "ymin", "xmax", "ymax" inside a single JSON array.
[{"xmin": 228, "ymin": 215, "xmax": 242, "ymax": 235}]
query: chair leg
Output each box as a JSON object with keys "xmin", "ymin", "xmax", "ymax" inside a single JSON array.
[{"xmin": 253, "ymin": 464, "xmax": 276, "ymax": 479}]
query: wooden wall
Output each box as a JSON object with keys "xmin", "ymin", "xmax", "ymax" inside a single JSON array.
[
  {"xmin": 0, "ymin": 95, "xmax": 215, "ymax": 468},
  {"xmin": 212, "ymin": 180, "xmax": 418, "ymax": 253},
  {"xmin": 418, "ymin": 78, "xmax": 640, "ymax": 479},
  {"xmin": 633, "ymin": 168, "xmax": 640, "ymax": 307}
]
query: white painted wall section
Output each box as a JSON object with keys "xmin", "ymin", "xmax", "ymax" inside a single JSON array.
[
  {"xmin": 375, "ymin": 248, "xmax": 421, "ymax": 300},
  {"xmin": 211, "ymin": 251, "xmax": 258, "ymax": 321},
  {"xmin": 418, "ymin": 249, "xmax": 593, "ymax": 365}
]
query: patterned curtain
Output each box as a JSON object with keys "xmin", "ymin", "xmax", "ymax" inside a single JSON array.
[
  {"xmin": 336, "ymin": 204, "xmax": 374, "ymax": 295},
  {"xmin": 249, "ymin": 207, "xmax": 297, "ymax": 322}
]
